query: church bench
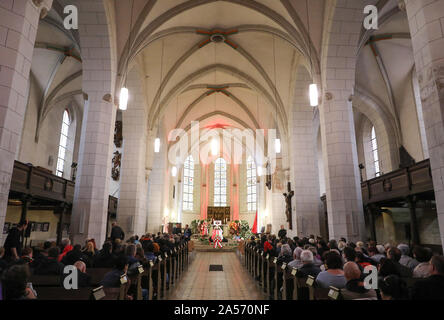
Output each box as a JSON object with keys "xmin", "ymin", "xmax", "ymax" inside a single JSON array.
[
  {"xmin": 36, "ymin": 287, "xmax": 94, "ymax": 300},
  {"xmin": 87, "ymin": 268, "xmax": 113, "ymax": 287},
  {"xmin": 29, "ymin": 275, "xmax": 61, "ymax": 287},
  {"xmin": 306, "ymin": 275, "xmax": 342, "ymax": 300}
]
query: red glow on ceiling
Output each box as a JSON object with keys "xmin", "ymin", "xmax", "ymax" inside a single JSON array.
[{"xmin": 203, "ymin": 121, "xmax": 230, "ymax": 129}]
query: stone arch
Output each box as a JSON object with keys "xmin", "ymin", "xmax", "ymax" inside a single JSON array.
[
  {"xmin": 174, "ymin": 90, "xmax": 260, "ymax": 130},
  {"xmin": 149, "ymin": 64, "xmax": 288, "ymax": 140},
  {"xmin": 353, "ymin": 89, "xmax": 400, "ymax": 173},
  {"xmin": 118, "ymin": 0, "xmax": 320, "ymax": 85}
]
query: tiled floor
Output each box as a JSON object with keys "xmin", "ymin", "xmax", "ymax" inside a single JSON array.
[{"xmin": 169, "ymin": 252, "xmax": 266, "ymax": 300}]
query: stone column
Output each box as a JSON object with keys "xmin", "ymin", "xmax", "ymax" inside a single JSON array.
[
  {"xmin": 405, "ymin": 0, "xmax": 444, "ymax": 247},
  {"xmin": 70, "ymin": 1, "xmax": 117, "ymax": 246},
  {"xmin": 0, "ymin": 0, "xmax": 52, "ymax": 244},
  {"xmin": 117, "ymin": 69, "xmax": 148, "ymax": 237},
  {"xmin": 147, "ymin": 133, "xmax": 167, "ymax": 234},
  {"xmin": 319, "ymin": 1, "xmax": 366, "ymax": 241},
  {"xmin": 290, "ymin": 67, "xmax": 321, "ymax": 237}
]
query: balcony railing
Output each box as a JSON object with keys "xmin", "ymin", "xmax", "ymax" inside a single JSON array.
[
  {"xmin": 10, "ymin": 161, "xmax": 118, "ymax": 212},
  {"xmin": 361, "ymin": 159, "xmax": 433, "ymax": 205}
]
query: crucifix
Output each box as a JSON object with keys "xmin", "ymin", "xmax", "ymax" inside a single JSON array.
[{"xmin": 283, "ymin": 182, "xmax": 294, "ymax": 230}]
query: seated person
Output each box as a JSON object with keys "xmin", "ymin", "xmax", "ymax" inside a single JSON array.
[
  {"xmin": 369, "ymin": 245, "xmax": 386, "ymax": 264},
  {"xmin": 1, "ymin": 264, "xmax": 36, "ymax": 300},
  {"xmin": 315, "ymin": 251, "xmax": 346, "ymax": 289},
  {"xmin": 412, "ymin": 255, "xmax": 444, "ymax": 300},
  {"xmin": 412, "ymin": 246, "xmax": 433, "ymax": 278},
  {"xmin": 341, "ymin": 262, "xmax": 377, "ymax": 300},
  {"xmin": 17, "ymin": 247, "xmax": 33, "ymax": 266},
  {"xmin": 378, "ymin": 275, "xmax": 409, "ymax": 300},
  {"xmin": 355, "ymin": 251, "xmax": 372, "ymax": 269},
  {"xmin": 378, "ymin": 257, "xmax": 402, "ymax": 278},
  {"xmin": 288, "ymin": 247, "xmax": 303, "ymax": 269},
  {"xmin": 142, "ymin": 241, "xmax": 157, "ymax": 263},
  {"xmin": 61, "ymin": 261, "xmax": 91, "ymax": 288},
  {"xmin": 296, "ymin": 250, "xmax": 321, "ymax": 278},
  {"xmin": 101, "ymin": 255, "xmax": 129, "ymax": 288},
  {"xmin": 34, "ymin": 247, "xmax": 64, "ymax": 275},
  {"xmin": 277, "ymin": 244, "xmax": 293, "ymax": 264},
  {"xmin": 387, "ymin": 247, "xmax": 413, "ymax": 278},
  {"xmin": 62, "ymin": 244, "xmax": 85, "ymax": 266},
  {"xmin": 94, "ymin": 242, "xmax": 115, "ymax": 268},
  {"xmin": 397, "ymin": 244, "xmax": 415, "ymax": 269}
]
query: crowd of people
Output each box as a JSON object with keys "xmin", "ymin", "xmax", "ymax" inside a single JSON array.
[
  {"xmin": 245, "ymin": 225, "xmax": 444, "ymax": 300},
  {"xmin": 0, "ymin": 220, "xmax": 192, "ymax": 300}
]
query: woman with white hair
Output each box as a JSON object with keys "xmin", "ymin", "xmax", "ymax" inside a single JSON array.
[
  {"xmin": 277, "ymin": 244, "xmax": 293, "ymax": 264},
  {"xmin": 289, "ymin": 247, "xmax": 303, "ymax": 269},
  {"xmin": 297, "ymin": 250, "xmax": 321, "ymax": 278}
]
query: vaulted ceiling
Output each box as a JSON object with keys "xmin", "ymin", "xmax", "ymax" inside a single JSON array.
[{"xmin": 113, "ymin": 0, "xmax": 326, "ymax": 143}]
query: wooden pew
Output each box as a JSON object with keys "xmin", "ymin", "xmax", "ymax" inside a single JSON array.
[
  {"xmin": 36, "ymin": 287, "xmax": 92, "ymax": 300},
  {"xmin": 260, "ymin": 251, "xmax": 265, "ymax": 289},
  {"xmin": 87, "ymin": 268, "xmax": 112, "ymax": 287},
  {"xmin": 142, "ymin": 260, "xmax": 155, "ymax": 300},
  {"xmin": 272, "ymin": 257, "xmax": 279, "ymax": 300},
  {"xmin": 35, "ymin": 284, "xmax": 126, "ymax": 301},
  {"xmin": 29, "ymin": 275, "xmax": 60, "ymax": 287},
  {"xmin": 306, "ymin": 275, "xmax": 341, "ymax": 300},
  {"xmin": 265, "ymin": 253, "xmax": 271, "ymax": 298},
  {"xmin": 128, "ymin": 264, "xmax": 145, "ymax": 300},
  {"xmin": 162, "ymin": 251, "xmax": 168, "ymax": 298}
]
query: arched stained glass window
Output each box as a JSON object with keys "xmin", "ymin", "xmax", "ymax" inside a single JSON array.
[
  {"xmin": 182, "ymin": 155, "xmax": 194, "ymax": 211},
  {"xmin": 214, "ymin": 158, "xmax": 227, "ymax": 207},
  {"xmin": 247, "ymin": 156, "xmax": 257, "ymax": 211},
  {"xmin": 56, "ymin": 110, "xmax": 70, "ymax": 177},
  {"xmin": 371, "ymin": 126, "xmax": 381, "ymax": 177}
]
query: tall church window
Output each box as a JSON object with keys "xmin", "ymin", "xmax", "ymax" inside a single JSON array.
[
  {"xmin": 182, "ymin": 155, "xmax": 194, "ymax": 211},
  {"xmin": 214, "ymin": 158, "xmax": 227, "ymax": 207},
  {"xmin": 247, "ymin": 156, "xmax": 257, "ymax": 211},
  {"xmin": 56, "ymin": 110, "xmax": 70, "ymax": 177},
  {"xmin": 371, "ymin": 126, "xmax": 381, "ymax": 177}
]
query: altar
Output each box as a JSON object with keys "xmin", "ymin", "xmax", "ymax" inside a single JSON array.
[{"xmin": 207, "ymin": 206, "xmax": 230, "ymax": 223}]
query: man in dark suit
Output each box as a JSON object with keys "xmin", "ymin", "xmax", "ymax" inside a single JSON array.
[
  {"xmin": 183, "ymin": 224, "xmax": 192, "ymax": 239},
  {"xmin": 3, "ymin": 219, "xmax": 28, "ymax": 261},
  {"xmin": 278, "ymin": 225, "xmax": 287, "ymax": 239},
  {"xmin": 412, "ymin": 255, "xmax": 444, "ymax": 300},
  {"xmin": 172, "ymin": 223, "xmax": 181, "ymax": 235},
  {"xmin": 110, "ymin": 222, "xmax": 125, "ymax": 243}
]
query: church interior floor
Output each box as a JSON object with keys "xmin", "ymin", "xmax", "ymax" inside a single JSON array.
[{"xmin": 168, "ymin": 252, "xmax": 267, "ymax": 300}]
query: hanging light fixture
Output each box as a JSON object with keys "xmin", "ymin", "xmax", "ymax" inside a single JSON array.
[
  {"xmin": 154, "ymin": 40, "xmax": 165, "ymax": 153},
  {"xmin": 119, "ymin": 1, "xmax": 134, "ymax": 110},
  {"xmin": 272, "ymin": 35, "xmax": 281, "ymax": 154},
  {"xmin": 154, "ymin": 137, "xmax": 160, "ymax": 153},
  {"xmin": 257, "ymin": 166, "xmax": 263, "ymax": 177},
  {"xmin": 171, "ymin": 166, "xmax": 177, "ymax": 177},
  {"xmin": 119, "ymin": 87, "xmax": 128, "ymax": 110},
  {"xmin": 309, "ymin": 83, "xmax": 319, "ymax": 107},
  {"xmin": 306, "ymin": 0, "xmax": 318, "ymax": 107},
  {"xmin": 275, "ymin": 138, "xmax": 281, "ymax": 154},
  {"xmin": 211, "ymin": 137, "xmax": 219, "ymax": 156}
]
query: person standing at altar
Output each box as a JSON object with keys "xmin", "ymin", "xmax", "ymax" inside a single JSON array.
[
  {"xmin": 278, "ymin": 225, "xmax": 287, "ymax": 240},
  {"xmin": 184, "ymin": 225, "xmax": 192, "ymax": 239}
]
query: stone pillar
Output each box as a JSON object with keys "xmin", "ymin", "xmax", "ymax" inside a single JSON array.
[
  {"xmin": 147, "ymin": 132, "xmax": 167, "ymax": 234},
  {"xmin": 117, "ymin": 69, "xmax": 148, "ymax": 238},
  {"xmin": 70, "ymin": 1, "xmax": 117, "ymax": 246},
  {"xmin": 290, "ymin": 67, "xmax": 321, "ymax": 237},
  {"xmin": 405, "ymin": 0, "xmax": 444, "ymax": 247},
  {"xmin": 0, "ymin": 0, "xmax": 52, "ymax": 244},
  {"xmin": 406, "ymin": 196, "xmax": 420, "ymax": 245},
  {"xmin": 319, "ymin": 1, "xmax": 366, "ymax": 241}
]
